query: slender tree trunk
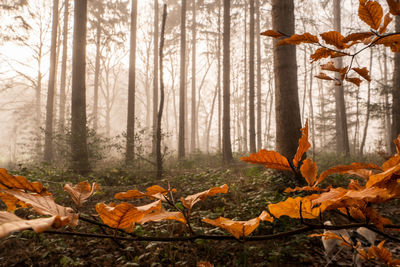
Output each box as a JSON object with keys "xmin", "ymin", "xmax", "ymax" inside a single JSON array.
[
  {"xmin": 392, "ymin": 15, "xmax": 400, "ymax": 153},
  {"xmin": 217, "ymin": 0, "xmax": 222, "ymax": 152},
  {"xmin": 59, "ymin": 0, "xmax": 69, "ymax": 132},
  {"xmin": 308, "ymin": 55, "xmax": 315, "ymax": 158},
  {"xmin": 157, "ymin": 4, "xmax": 167, "ymax": 179},
  {"xmin": 71, "ymin": 0, "xmax": 89, "ymax": 174},
  {"xmin": 256, "ymin": 0, "xmax": 262, "ymax": 150},
  {"xmin": 272, "ymin": 0, "xmax": 302, "ymax": 163},
  {"xmin": 383, "ymin": 48, "xmax": 392, "ymax": 153},
  {"xmin": 360, "ymin": 48, "xmax": 373, "ymax": 156},
  {"xmin": 206, "ymin": 86, "xmax": 218, "ymax": 152},
  {"xmin": 93, "ymin": 21, "xmax": 101, "ymax": 131},
  {"xmin": 152, "ymin": 0, "xmax": 159, "ymax": 155},
  {"xmin": 222, "ymin": 0, "xmax": 233, "ymax": 163},
  {"xmin": 243, "ymin": 0, "xmax": 248, "ymax": 152},
  {"xmin": 333, "ymin": 0, "xmax": 350, "ymax": 156},
  {"xmin": 44, "ymin": 0, "xmax": 59, "ymax": 162},
  {"xmin": 126, "ymin": 0, "xmax": 138, "ymax": 165},
  {"xmin": 248, "ymin": 0, "xmax": 256, "ymax": 153},
  {"xmin": 178, "ymin": 0, "xmax": 187, "ymax": 159},
  {"xmin": 190, "ymin": 0, "xmax": 196, "ymax": 154}
]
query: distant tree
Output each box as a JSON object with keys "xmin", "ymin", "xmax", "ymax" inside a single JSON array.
[
  {"xmin": 44, "ymin": 0, "xmax": 60, "ymax": 163},
  {"xmin": 393, "ymin": 14, "xmax": 400, "ymax": 153},
  {"xmin": 71, "ymin": 0, "xmax": 90, "ymax": 174},
  {"xmin": 222, "ymin": 0, "xmax": 232, "ymax": 163},
  {"xmin": 256, "ymin": 0, "xmax": 262, "ymax": 151},
  {"xmin": 178, "ymin": 0, "xmax": 187, "ymax": 159},
  {"xmin": 58, "ymin": 0, "xmax": 69, "ymax": 133},
  {"xmin": 190, "ymin": 0, "xmax": 197, "ymax": 154},
  {"xmin": 126, "ymin": 0, "xmax": 138, "ymax": 165},
  {"xmin": 153, "ymin": 0, "xmax": 160, "ymax": 156},
  {"xmin": 249, "ymin": 0, "xmax": 256, "ymax": 153}
]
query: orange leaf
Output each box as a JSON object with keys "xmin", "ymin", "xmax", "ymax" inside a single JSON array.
[
  {"xmin": 345, "ymin": 77, "xmax": 363, "ymax": 87},
  {"xmin": 368, "ymin": 241, "xmax": 394, "ymax": 264},
  {"xmin": 241, "ymin": 149, "xmax": 291, "ymax": 171},
  {"xmin": 321, "ymin": 62, "xmax": 341, "ymax": 72},
  {"xmin": 293, "ymin": 119, "xmax": 311, "ymax": 167},
  {"xmin": 300, "ymin": 159, "xmax": 318, "ymax": 186},
  {"xmin": 268, "ymin": 195, "xmax": 320, "ymax": 219},
  {"xmin": 180, "ymin": 184, "xmax": 228, "ymax": 209},
  {"xmin": 96, "ymin": 200, "xmax": 161, "ymax": 232},
  {"xmin": 320, "ymin": 31, "xmax": 346, "ymax": 49},
  {"xmin": 352, "ymin": 67, "xmax": 371, "ymax": 82},
  {"xmin": 382, "ymin": 154, "xmax": 400, "ymax": 170},
  {"xmin": 278, "ymin": 33, "xmax": 319, "ymax": 45},
  {"xmin": 315, "ymin": 72, "xmax": 334, "ymax": 80},
  {"xmin": 375, "ymin": 33, "xmax": 400, "ymax": 51},
  {"xmin": 393, "ymin": 133, "xmax": 400, "ymax": 154},
  {"xmin": 310, "ymin": 47, "xmax": 335, "ymax": 62},
  {"xmin": 342, "ymin": 32, "xmax": 374, "ymax": 43},
  {"xmin": 317, "ymin": 162, "xmax": 381, "ymax": 185},
  {"xmin": 115, "ymin": 185, "xmax": 176, "ymax": 201},
  {"xmin": 0, "ymin": 189, "xmax": 78, "ymax": 227},
  {"xmin": 0, "ymin": 192, "xmax": 27, "ymax": 211},
  {"xmin": 258, "ymin": 210, "xmax": 273, "ymax": 222},
  {"xmin": 379, "ymin": 13, "xmax": 393, "ymax": 34},
  {"xmin": 197, "ymin": 262, "xmax": 214, "ymax": 267},
  {"xmin": 358, "ymin": 0, "xmax": 383, "ymax": 30},
  {"xmin": 64, "ymin": 181, "xmax": 99, "ymax": 208},
  {"xmin": 386, "ymin": 0, "xmax": 400, "ymax": 16},
  {"xmin": 284, "ymin": 186, "xmax": 330, "ymax": 193},
  {"xmin": 366, "ymin": 163, "xmax": 400, "ymax": 188},
  {"xmin": 0, "ymin": 211, "xmax": 62, "ymax": 238},
  {"xmin": 202, "ymin": 216, "xmax": 260, "ymax": 239},
  {"xmin": 0, "ymin": 168, "xmax": 49, "ymax": 195},
  {"xmin": 343, "ymin": 169, "xmax": 373, "ymax": 179},
  {"xmin": 137, "ymin": 209, "xmax": 186, "ymax": 224},
  {"xmin": 260, "ymin": 30, "xmax": 284, "ymax": 38}
]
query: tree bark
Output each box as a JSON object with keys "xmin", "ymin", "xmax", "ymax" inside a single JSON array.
[
  {"xmin": 222, "ymin": 0, "xmax": 233, "ymax": 163},
  {"xmin": 178, "ymin": 0, "xmax": 187, "ymax": 159},
  {"xmin": 243, "ymin": 0, "xmax": 248, "ymax": 152},
  {"xmin": 256, "ymin": 0, "xmax": 262, "ymax": 151},
  {"xmin": 44, "ymin": 0, "xmax": 59, "ymax": 163},
  {"xmin": 190, "ymin": 0, "xmax": 196, "ymax": 154},
  {"xmin": 272, "ymin": 0, "xmax": 302, "ymax": 162},
  {"xmin": 249, "ymin": 0, "xmax": 256, "ymax": 153},
  {"xmin": 59, "ymin": 0, "xmax": 69, "ymax": 133},
  {"xmin": 92, "ymin": 21, "xmax": 101, "ymax": 131},
  {"xmin": 392, "ymin": 14, "xmax": 400, "ymax": 153},
  {"xmin": 126, "ymin": 0, "xmax": 138, "ymax": 165},
  {"xmin": 217, "ymin": 0, "xmax": 222, "ymax": 152},
  {"xmin": 333, "ymin": 0, "xmax": 350, "ymax": 156},
  {"xmin": 71, "ymin": 0, "xmax": 89, "ymax": 174},
  {"xmin": 152, "ymin": 0, "xmax": 159, "ymax": 155}
]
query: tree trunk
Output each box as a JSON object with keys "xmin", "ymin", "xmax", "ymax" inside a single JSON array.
[
  {"xmin": 59, "ymin": 0, "xmax": 69, "ymax": 132},
  {"xmin": 392, "ymin": 15, "xmax": 400, "ymax": 153},
  {"xmin": 71, "ymin": 0, "xmax": 89, "ymax": 174},
  {"xmin": 190, "ymin": 0, "xmax": 196, "ymax": 154},
  {"xmin": 92, "ymin": 21, "xmax": 101, "ymax": 131},
  {"xmin": 217, "ymin": 0, "xmax": 222, "ymax": 152},
  {"xmin": 152, "ymin": 0, "xmax": 159, "ymax": 155},
  {"xmin": 243, "ymin": 0, "xmax": 248, "ymax": 152},
  {"xmin": 222, "ymin": 0, "xmax": 233, "ymax": 163},
  {"xmin": 178, "ymin": 0, "xmax": 187, "ymax": 159},
  {"xmin": 125, "ymin": 0, "xmax": 138, "ymax": 165},
  {"xmin": 333, "ymin": 0, "xmax": 350, "ymax": 156},
  {"xmin": 360, "ymin": 48, "xmax": 373, "ymax": 156},
  {"xmin": 44, "ymin": 0, "xmax": 59, "ymax": 163},
  {"xmin": 383, "ymin": 48, "xmax": 392, "ymax": 153},
  {"xmin": 272, "ymin": 0, "xmax": 302, "ymax": 162},
  {"xmin": 256, "ymin": 0, "xmax": 262, "ymax": 150},
  {"xmin": 308, "ymin": 54, "xmax": 315, "ymax": 158},
  {"xmin": 248, "ymin": 0, "xmax": 256, "ymax": 153}
]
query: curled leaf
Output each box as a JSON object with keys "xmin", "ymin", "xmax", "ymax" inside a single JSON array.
[
  {"xmin": 351, "ymin": 67, "xmax": 371, "ymax": 82},
  {"xmin": 202, "ymin": 216, "xmax": 260, "ymax": 239},
  {"xmin": 261, "ymin": 30, "xmax": 284, "ymax": 38},
  {"xmin": 293, "ymin": 119, "xmax": 311, "ymax": 167},
  {"xmin": 137, "ymin": 209, "xmax": 186, "ymax": 224},
  {"xmin": 64, "ymin": 181, "xmax": 100, "ymax": 208},
  {"xmin": 115, "ymin": 185, "xmax": 176, "ymax": 201},
  {"xmin": 278, "ymin": 33, "xmax": 319, "ymax": 45},
  {"xmin": 315, "ymin": 72, "xmax": 334, "ymax": 81},
  {"xmin": 241, "ymin": 150, "xmax": 291, "ymax": 171},
  {"xmin": 180, "ymin": 184, "xmax": 228, "ymax": 209},
  {"xmin": 342, "ymin": 32, "xmax": 373, "ymax": 43},
  {"xmin": 317, "ymin": 163, "xmax": 381, "ymax": 185},
  {"xmin": 0, "ymin": 169, "xmax": 49, "ymax": 195},
  {"xmin": 300, "ymin": 158, "xmax": 318, "ymax": 186}
]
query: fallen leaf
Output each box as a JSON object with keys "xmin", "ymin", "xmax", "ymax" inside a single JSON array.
[
  {"xmin": 180, "ymin": 184, "xmax": 228, "ymax": 210},
  {"xmin": 64, "ymin": 181, "xmax": 100, "ymax": 207}
]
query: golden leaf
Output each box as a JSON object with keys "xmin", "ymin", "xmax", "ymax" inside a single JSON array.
[
  {"xmin": 358, "ymin": 0, "xmax": 383, "ymax": 30},
  {"xmin": 317, "ymin": 162, "xmax": 381, "ymax": 185},
  {"xmin": 342, "ymin": 32, "xmax": 374, "ymax": 43},
  {"xmin": 180, "ymin": 184, "xmax": 228, "ymax": 210},
  {"xmin": 366, "ymin": 163, "xmax": 400, "ymax": 188},
  {"xmin": 64, "ymin": 181, "xmax": 100, "ymax": 208},
  {"xmin": 258, "ymin": 210, "xmax": 273, "ymax": 222},
  {"xmin": 0, "ymin": 168, "xmax": 49, "ymax": 195},
  {"xmin": 278, "ymin": 33, "xmax": 319, "ymax": 45},
  {"xmin": 0, "ymin": 211, "xmax": 62, "ymax": 238},
  {"xmin": 241, "ymin": 149, "xmax": 291, "ymax": 171},
  {"xmin": 381, "ymin": 155, "xmax": 400, "ymax": 171},
  {"xmin": 260, "ymin": 30, "xmax": 284, "ymax": 38},
  {"xmin": 293, "ymin": 119, "xmax": 311, "ymax": 167},
  {"xmin": 342, "ymin": 169, "xmax": 373, "ymax": 179},
  {"xmin": 300, "ymin": 158, "xmax": 318, "ymax": 186},
  {"xmin": 202, "ymin": 216, "xmax": 260, "ymax": 239},
  {"xmin": 320, "ymin": 31, "xmax": 346, "ymax": 49},
  {"xmin": 115, "ymin": 185, "xmax": 176, "ymax": 201},
  {"xmin": 137, "ymin": 209, "xmax": 186, "ymax": 224},
  {"xmin": 284, "ymin": 186, "xmax": 330, "ymax": 193},
  {"xmin": 268, "ymin": 195, "xmax": 320, "ymax": 219}
]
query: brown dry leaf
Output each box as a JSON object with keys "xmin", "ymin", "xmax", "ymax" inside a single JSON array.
[
  {"xmin": 0, "ymin": 189, "xmax": 78, "ymax": 227},
  {"xmin": 386, "ymin": 0, "xmax": 400, "ymax": 15},
  {"xmin": 293, "ymin": 119, "xmax": 311, "ymax": 167},
  {"xmin": 180, "ymin": 184, "xmax": 228, "ymax": 209},
  {"xmin": 115, "ymin": 185, "xmax": 176, "ymax": 201},
  {"xmin": 393, "ymin": 133, "xmax": 400, "ymax": 154},
  {"xmin": 343, "ymin": 169, "xmax": 373, "ymax": 179},
  {"xmin": 258, "ymin": 210, "xmax": 273, "ymax": 222},
  {"xmin": 358, "ymin": 0, "xmax": 383, "ymax": 30},
  {"xmin": 321, "ymin": 62, "xmax": 341, "ymax": 72},
  {"xmin": 278, "ymin": 33, "xmax": 319, "ymax": 45},
  {"xmin": 379, "ymin": 13, "xmax": 393, "ymax": 34},
  {"xmin": 96, "ymin": 200, "xmax": 161, "ymax": 232},
  {"xmin": 366, "ymin": 163, "xmax": 400, "ymax": 188},
  {"xmin": 0, "ymin": 168, "xmax": 49, "ymax": 195},
  {"xmin": 300, "ymin": 158, "xmax": 318, "ymax": 186},
  {"xmin": 342, "ymin": 32, "xmax": 374, "ymax": 43},
  {"xmin": 202, "ymin": 216, "xmax": 260, "ymax": 239},
  {"xmin": 284, "ymin": 186, "xmax": 330, "ymax": 193},
  {"xmin": 316, "ymin": 162, "xmax": 381, "ymax": 185},
  {"xmin": 320, "ymin": 31, "xmax": 346, "ymax": 49},
  {"xmin": 260, "ymin": 30, "xmax": 284, "ymax": 38},
  {"xmin": 381, "ymin": 155, "xmax": 400, "ymax": 171},
  {"xmin": 375, "ymin": 34, "xmax": 400, "ymax": 51},
  {"xmin": 346, "ymin": 77, "xmax": 363, "ymax": 87},
  {"xmin": 241, "ymin": 149, "xmax": 291, "ymax": 171},
  {"xmin": 268, "ymin": 195, "xmax": 320, "ymax": 219},
  {"xmin": 64, "ymin": 181, "xmax": 100, "ymax": 208},
  {"xmin": 310, "ymin": 47, "xmax": 335, "ymax": 62},
  {"xmin": 352, "ymin": 67, "xmax": 371, "ymax": 82},
  {"xmin": 197, "ymin": 262, "xmax": 214, "ymax": 267},
  {"xmin": 137, "ymin": 209, "xmax": 186, "ymax": 224},
  {"xmin": 315, "ymin": 72, "xmax": 334, "ymax": 81},
  {"xmin": 311, "ymin": 187, "xmax": 349, "ymax": 210},
  {"xmin": 0, "ymin": 211, "xmax": 62, "ymax": 238},
  {"xmin": 0, "ymin": 192, "xmax": 27, "ymax": 211},
  {"xmin": 368, "ymin": 241, "xmax": 394, "ymax": 265}
]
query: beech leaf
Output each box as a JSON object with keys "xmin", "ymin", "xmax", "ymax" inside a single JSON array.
[
  {"xmin": 293, "ymin": 119, "xmax": 311, "ymax": 167},
  {"xmin": 180, "ymin": 184, "xmax": 228, "ymax": 209},
  {"xmin": 315, "ymin": 72, "xmax": 334, "ymax": 81},
  {"xmin": 137, "ymin": 209, "xmax": 186, "ymax": 224},
  {"xmin": 0, "ymin": 168, "xmax": 49, "ymax": 195},
  {"xmin": 358, "ymin": 0, "xmax": 383, "ymax": 30},
  {"xmin": 260, "ymin": 30, "xmax": 284, "ymax": 38},
  {"xmin": 64, "ymin": 181, "xmax": 100, "ymax": 208},
  {"xmin": 278, "ymin": 33, "xmax": 319, "ymax": 46},
  {"xmin": 241, "ymin": 150, "xmax": 291, "ymax": 171},
  {"xmin": 268, "ymin": 195, "xmax": 320, "ymax": 219},
  {"xmin": 300, "ymin": 158, "xmax": 318, "ymax": 186},
  {"xmin": 310, "ymin": 48, "xmax": 335, "ymax": 62},
  {"xmin": 202, "ymin": 216, "xmax": 260, "ymax": 239},
  {"xmin": 351, "ymin": 67, "xmax": 371, "ymax": 82},
  {"xmin": 320, "ymin": 31, "xmax": 346, "ymax": 49}
]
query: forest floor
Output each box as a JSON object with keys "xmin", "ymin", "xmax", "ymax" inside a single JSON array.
[{"xmin": 0, "ymin": 153, "xmax": 399, "ymax": 266}]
